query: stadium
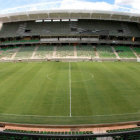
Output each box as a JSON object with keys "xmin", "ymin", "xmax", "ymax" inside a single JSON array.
[{"xmin": 0, "ymin": 9, "xmax": 140, "ymax": 139}]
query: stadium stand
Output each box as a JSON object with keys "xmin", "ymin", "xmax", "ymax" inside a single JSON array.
[
  {"xmin": 0, "ymin": 20, "xmax": 140, "ymax": 37},
  {"xmin": 5, "ymin": 129, "xmax": 93, "ymax": 135},
  {"xmin": 114, "ymin": 46, "xmax": 136, "ymax": 58},
  {"xmin": 133, "ymin": 47, "xmax": 140, "ymax": 57},
  {"xmin": 0, "ymin": 10, "xmax": 140, "ymax": 140},
  {"xmin": 1, "ymin": 128, "xmax": 140, "ymax": 140},
  {"xmin": 76, "ymin": 45, "xmax": 95, "ymax": 57},
  {"xmin": 56, "ymin": 46, "xmax": 74, "ymax": 57},
  {"xmin": 2, "ymin": 39, "xmax": 39, "ymax": 44},
  {"xmin": 2, "ymin": 130, "xmax": 96, "ymax": 140},
  {"xmin": 14, "ymin": 46, "xmax": 35, "ymax": 59},
  {"xmin": 0, "ymin": 45, "xmax": 139, "ymax": 60},
  {"xmin": 107, "ymin": 127, "xmax": 140, "ymax": 140},
  {"xmin": 0, "ymin": 47, "xmax": 18, "ymax": 59},
  {"xmin": 34, "ymin": 46, "xmax": 54, "ymax": 58},
  {"xmin": 0, "ymin": 22, "xmax": 19, "ymax": 37},
  {"xmin": 96, "ymin": 45, "xmax": 116, "ymax": 58}
]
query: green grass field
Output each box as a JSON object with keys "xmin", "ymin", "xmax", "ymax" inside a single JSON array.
[{"xmin": 0, "ymin": 62, "xmax": 140, "ymax": 125}]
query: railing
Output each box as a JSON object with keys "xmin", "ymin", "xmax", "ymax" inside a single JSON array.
[
  {"xmin": 0, "ymin": 130, "xmax": 140, "ymax": 140},
  {"xmin": 1, "ymin": 40, "xmax": 39, "ymax": 44},
  {"xmin": 0, "ymin": 39, "xmax": 140, "ymax": 46}
]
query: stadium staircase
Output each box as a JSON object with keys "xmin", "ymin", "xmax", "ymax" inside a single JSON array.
[
  {"xmin": 31, "ymin": 46, "xmax": 39, "ymax": 59},
  {"xmin": 17, "ymin": 23, "xmax": 27, "ymax": 36},
  {"xmin": 111, "ymin": 46, "xmax": 120, "ymax": 59},
  {"xmin": 133, "ymin": 47, "xmax": 140, "ymax": 58}
]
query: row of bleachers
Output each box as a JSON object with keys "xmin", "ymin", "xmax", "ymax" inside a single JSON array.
[
  {"xmin": 107, "ymin": 127, "xmax": 140, "ymax": 133},
  {"xmin": 0, "ymin": 47, "xmax": 17, "ymax": 59},
  {"xmin": 0, "ymin": 20, "xmax": 140, "ymax": 38},
  {"xmin": 34, "ymin": 46, "xmax": 54, "ymax": 58},
  {"xmin": 96, "ymin": 46, "xmax": 116, "ymax": 58},
  {"xmin": 56, "ymin": 46, "xmax": 74, "ymax": 57},
  {"xmin": 28, "ymin": 22, "xmax": 70, "ymax": 36},
  {"xmin": 133, "ymin": 47, "xmax": 140, "ymax": 57},
  {"xmin": 14, "ymin": 46, "xmax": 35, "ymax": 59},
  {"xmin": 107, "ymin": 127, "xmax": 140, "ymax": 140},
  {"xmin": 77, "ymin": 46, "xmax": 95, "ymax": 57},
  {"xmin": 0, "ymin": 22, "xmax": 19, "ymax": 37},
  {"xmin": 5, "ymin": 129, "xmax": 93, "ymax": 135},
  {"xmin": 2, "ymin": 128, "xmax": 140, "ymax": 140},
  {"xmin": 2, "ymin": 129, "xmax": 96, "ymax": 140},
  {"xmin": 114, "ymin": 46, "xmax": 136, "ymax": 58},
  {"xmin": 0, "ymin": 45, "xmax": 139, "ymax": 59}
]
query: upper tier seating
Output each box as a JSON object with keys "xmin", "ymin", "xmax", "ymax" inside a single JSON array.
[
  {"xmin": 5, "ymin": 129, "xmax": 93, "ymax": 135},
  {"xmin": 0, "ymin": 20, "xmax": 140, "ymax": 37}
]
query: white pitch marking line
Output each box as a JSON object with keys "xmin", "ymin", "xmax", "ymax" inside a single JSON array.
[
  {"xmin": 1, "ymin": 112, "xmax": 140, "ymax": 118},
  {"xmin": 69, "ymin": 62, "xmax": 72, "ymax": 117}
]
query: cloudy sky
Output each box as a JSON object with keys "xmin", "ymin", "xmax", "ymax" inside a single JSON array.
[{"xmin": 0, "ymin": 0, "xmax": 140, "ymax": 14}]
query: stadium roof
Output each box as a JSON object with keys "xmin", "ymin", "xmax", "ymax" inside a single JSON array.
[{"xmin": 0, "ymin": 10, "xmax": 140, "ymax": 23}]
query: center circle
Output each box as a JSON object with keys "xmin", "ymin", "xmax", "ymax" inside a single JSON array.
[{"xmin": 46, "ymin": 72, "xmax": 94, "ymax": 83}]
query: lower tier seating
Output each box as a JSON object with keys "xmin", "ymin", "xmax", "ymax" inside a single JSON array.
[
  {"xmin": 14, "ymin": 46, "xmax": 35, "ymax": 59},
  {"xmin": 56, "ymin": 46, "xmax": 74, "ymax": 57},
  {"xmin": 2, "ymin": 129, "xmax": 96, "ymax": 140},
  {"xmin": 107, "ymin": 127, "xmax": 140, "ymax": 140},
  {"xmin": 5, "ymin": 129, "xmax": 93, "ymax": 135},
  {"xmin": 133, "ymin": 47, "xmax": 140, "ymax": 57},
  {"xmin": 77, "ymin": 46, "xmax": 95, "ymax": 57},
  {"xmin": 114, "ymin": 46, "xmax": 136, "ymax": 58},
  {"xmin": 34, "ymin": 46, "xmax": 54, "ymax": 58},
  {"xmin": 96, "ymin": 45, "xmax": 116, "ymax": 58},
  {"xmin": 0, "ymin": 45, "xmax": 138, "ymax": 60},
  {"xmin": 0, "ymin": 47, "xmax": 18, "ymax": 59}
]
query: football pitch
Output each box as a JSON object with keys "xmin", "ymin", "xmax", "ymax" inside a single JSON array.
[{"xmin": 0, "ymin": 62, "xmax": 140, "ymax": 125}]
